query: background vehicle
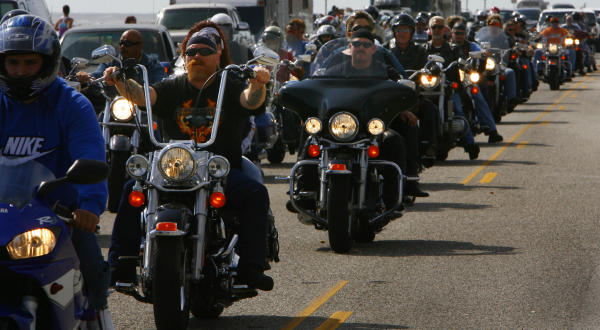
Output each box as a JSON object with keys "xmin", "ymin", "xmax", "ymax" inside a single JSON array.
[
  {"xmin": 516, "ymin": 0, "xmax": 546, "ymax": 10},
  {"xmin": 513, "ymin": 8, "xmax": 541, "ymax": 30},
  {"xmin": 550, "ymin": 3, "xmax": 575, "ymax": 9},
  {"xmin": 0, "ymin": 0, "xmax": 51, "ymax": 22}
]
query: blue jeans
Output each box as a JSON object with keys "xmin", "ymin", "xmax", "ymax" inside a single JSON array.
[
  {"xmin": 72, "ymin": 229, "xmax": 109, "ymax": 310},
  {"xmin": 472, "ymin": 91, "xmax": 497, "ymax": 133},
  {"xmin": 504, "ymin": 68, "xmax": 517, "ymax": 101}
]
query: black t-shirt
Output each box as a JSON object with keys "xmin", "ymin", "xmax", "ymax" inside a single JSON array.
[{"xmin": 152, "ymin": 73, "xmax": 253, "ymax": 169}]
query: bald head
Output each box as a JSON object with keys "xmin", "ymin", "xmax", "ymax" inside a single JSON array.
[{"xmin": 119, "ymin": 29, "xmax": 143, "ymax": 60}]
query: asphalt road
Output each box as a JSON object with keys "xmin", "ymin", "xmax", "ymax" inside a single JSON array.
[{"xmin": 99, "ymin": 69, "xmax": 600, "ymax": 329}]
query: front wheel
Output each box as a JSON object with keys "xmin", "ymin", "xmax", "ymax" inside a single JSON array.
[
  {"xmin": 107, "ymin": 151, "xmax": 129, "ymax": 212},
  {"xmin": 549, "ymin": 68, "xmax": 560, "ymax": 90},
  {"xmin": 327, "ymin": 175, "xmax": 353, "ymax": 253},
  {"xmin": 190, "ymin": 295, "xmax": 224, "ymax": 319},
  {"xmin": 151, "ymin": 237, "xmax": 190, "ymax": 330},
  {"xmin": 267, "ymin": 137, "xmax": 286, "ymax": 164}
]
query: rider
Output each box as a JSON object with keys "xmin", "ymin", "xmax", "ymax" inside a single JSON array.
[
  {"xmin": 537, "ymin": 16, "xmax": 572, "ymax": 77},
  {"xmin": 0, "ymin": 14, "xmax": 113, "ymax": 328},
  {"xmin": 105, "ymin": 26, "xmax": 275, "ymax": 291},
  {"xmin": 259, "ymin": 25, "xmax": 303, "ymax": 82},
  {"xmin": 413, "ymin": 12, "xmax": 429, "ymax": 44},
  {"xmin": 285, "ymin": 18, "xmax": 308, "ymax": 57},
  {"xmin": 314, "ymin": 24, "xmax": 338, "ymax": 51},
  {"xmin": 211, "ymin": 13, "xmax": 250, "ymax": 64},
  {"xmin": 468, "ymin": 10, "xmax": 488, "ymax": 42}
]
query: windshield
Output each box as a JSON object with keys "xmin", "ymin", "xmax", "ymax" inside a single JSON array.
[
  {"xmin": 0, "ymin": 1, "xmax": 17, "ymax": 18},
  {"xmin": 538, "ymin": 11, "xmax": 572, "ymax": 26},
  {"xmin": 474, "ymin": 26, "xmax": 510, "ymax": 49},
  {"xmin": 0, "ymin": 159, "xmax": 55, "ymax": 209},
  {"xmin": 310, "ymin": 37, "xmax": 388, "ymax": 79},
  {"xmin": 515, "ymin": 9, "xmax": 541, "ymax": 21},
  {"xmin": 158, "ymin": 8, "xmax": 228, "ymax": 30},
  {"xmin": 61, "ymin": 30, "xmax": 167, "ymax": 62}
]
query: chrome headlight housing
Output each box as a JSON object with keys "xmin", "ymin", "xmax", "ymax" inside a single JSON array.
[
  {"xmin": 110, "ymin": 97, "xmax": 135, "ymax": 122},
  {"xmin": 548, "ymin": 44, "xmax": 559, "ymax": 54},
  {"xmin": 367, "ymin": 118, "xmax": 385, "ymax": 136},
  {"xmin": 468, "ymin": 71, "xmax": 481, "ymax": 83},
  {"xmin": 304, "ymin": 117, "xmax": 322, "ymax": 135},
  {"xmin": 158, "ymin": 145, "xmax": 196, "ymax": 182},
  {"xmin": 485, "ymin": 58, "xmax": 496, "ymax": 71},
  {"xmin": 207, "ymin": 156, "xmax": 230, "ymax": 178},
  {"xmin": 126, "ymin": 154, "xmax": 149, "ymax": 179},
  {"xmin": 419, "ymin": 74, "xmax": 439, "ymax": 89},
  {"xmin": 7, "ymin": 228, "xmax": 56, "ymax": 259},
  {"xmin": 564, "ymin": 38, "xmax": 574, "ymax": 47},
  {"xmin": 329, "ymin": 112, "xmax": 358, "ymax": 141}
]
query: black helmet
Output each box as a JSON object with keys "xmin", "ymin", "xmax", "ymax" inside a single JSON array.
[
  {"xmin": 415, "ymin": 12, "xmax": 428, "ymax": 24},
  {"xmin": 0, "ymin": 9, "xmax": 30, "ymax": 24},
  {"xmin": 513, "ymin": 14, "xmax": 526, "ymax": 25},
  {"xmin": 476, "ymin": 10, "xmax": 488, "ymax": 21},
  {"xmin": 391, "ymin": 13, "xmax": 415, "ymax": 32},
  {"xmin": 0, "ymin": 15, "xmax": 60, "ymax": 101},
  {"xmin": 364, "ymin": 5, "xmax": 379, "ymax": 20}
]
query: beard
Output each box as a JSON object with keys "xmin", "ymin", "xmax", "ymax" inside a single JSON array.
[{"xmin": 186, "ymin": 58, "xmax": 214, "ymax": 84}]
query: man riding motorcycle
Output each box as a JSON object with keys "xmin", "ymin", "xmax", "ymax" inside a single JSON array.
[
  {"xmin": 537, "ymin": 16, "xmax": 572, "ymax": 77},
  {"xmin": 0, "ymin": 14, "xmax": 113, "ymax": 328},
  {"xmin": 105, "ymin": 26, "xmax": 275, "ymax": 291}
]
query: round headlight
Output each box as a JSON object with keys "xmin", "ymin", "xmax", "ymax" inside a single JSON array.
[
  {"xmin": 575, "ymin": 39, "xmax": 580, "ymax": 45},
  {"xmin": 564, "ymin": 38, "xmax": 574, "ymax": 46},
  {"xmin": 158, "ymin": 146, "xmax": 196, "ymax": 182},
  {"xmin": 7, "ymin": 228, "xmax": 56, "ymax": 259},
  {"xmin": 419, "ymin": 74, "xmax": 439, "ymax": 89},
  {"xmin": 329, "ymin": 112, "xmax": 358, "ymax": 141},
  {"xmin": 110, "ymin": 97, "xmax": 135, "ymax": 122},
  {"xmin": 548, "ymin": 44, "xmax": 559, "ymax": 54},
  {"xmin": 536, "ymin": 43, "xmax": 543, "ymax": 49},
  {"xmin": 367, "ymin": 118, "xmax": 385, "ymax": 136},
  {"xmin": 305, "ymin": 117, "xmax": 322, "ymax": 135},
  {"xmin": 126, "ymin": 154, "xmax": 149, "ymax": 178},
  {"xmin": 207, "ymin": 156, "xmax": 230, "ymax": 178},
  {"xmin": 469, "ymin": 71, "xmax": 481, "ymax": 83},
  {"xmin": 485, "ymin": 58, "xmax": 496, "ymax": 71}
]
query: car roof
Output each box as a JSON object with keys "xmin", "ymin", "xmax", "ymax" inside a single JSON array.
[
  {"xmin": 63, "ymin": 24, "xmax": 169, "ymax": 34},
  {"xmin": 541, "ymin": 8, "xmax": 594, "ymax": 13},
  {"xmin": 159, "ymin": 3, "xmax": 235, "ymax": 10}
]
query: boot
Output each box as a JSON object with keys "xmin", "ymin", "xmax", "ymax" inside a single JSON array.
[
  {"xmin": 405, "ymin": 180, "xmax": 429, "ymax": 198},
  {"xmin": 488, "ymin": 130, "xmax": 503, "ymax": 143},
  {"xmin": 237, "ymin": 264, "xmax": 274, "ymax": 291},
  {"xmin": 464, "ymin": 143, "xmax": 480, "ymax": 160}
]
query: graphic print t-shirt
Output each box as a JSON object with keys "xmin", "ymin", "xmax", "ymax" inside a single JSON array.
[{"xmin": 152, "ymin": 73, "xmax": 253, "ymax": 169}]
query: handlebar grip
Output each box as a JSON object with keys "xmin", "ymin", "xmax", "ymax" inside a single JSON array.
[
  {"xmin": 53, "ymin": 202, "xmax": 74, "ymax": 219},
  {"xmin": 243, "ymin": 67, "xmax": 256, "ymax": 80}
]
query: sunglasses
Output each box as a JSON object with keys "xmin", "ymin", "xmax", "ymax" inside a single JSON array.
[
  {"xmin": 119, "ymin": 40, "xmax": 140, "ymax": 48},
  {"xmin": 431, "ymin": 25, "xmax": 445, "ymax": 30},
  {"xmin": 185, "ymin": 47, "xmax": 217, "ymax": 57},
  {"xmin": 351, "ymin": 24, "xmax": 369, "ymax": 32},
  {"xmin": 351, "ymin": 40, "xmax": 374, "ymax": 48}
]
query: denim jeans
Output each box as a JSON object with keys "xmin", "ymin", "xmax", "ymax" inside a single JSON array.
[
  {"xmin": 504, "ymin": 68, "xmax": 517, "ymax": 100},
  {"xmin": 72, "ymin": 229, "xmax": 109, "ymax": 310},
  {"xmin": 471, "ymin": 91, "xmax": 497, "ymax": 133}
]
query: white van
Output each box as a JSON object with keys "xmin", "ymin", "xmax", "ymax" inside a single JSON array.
[{"xmin": 0, "ymin": 0, "xmax": 52, "ymax": 23}]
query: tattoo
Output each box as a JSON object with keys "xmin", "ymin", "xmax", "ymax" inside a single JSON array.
[
  {"xmin": 122, "ymin": 79, "xmax": 145, "ymax": 105},
  {"xmin": 246, "ymin": 86, "xmax": 265, "ymax": 107}
]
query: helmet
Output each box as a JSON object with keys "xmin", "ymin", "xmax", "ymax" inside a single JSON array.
[
  {"xmin": 316, "ymin": 24, "xmax": 336, "ymax": 45},
  {"xmin": 490, "ymin": 6, "xmax": 500, "ymax": 14},
  {"xmin": 0, "ymin": 15, "xmax": 60, "ymax": 101},
  {"xmin": 476, "ymin": 10, "xmax": 488, "ymax": 21},
  {"xmin": 261, "ymin": 25, "xmax": 283, "ymax": 51},
  {"xmin": 364, "ymin": 5, "xmax": 379, "ymax": 20},
  {"xmin": 391, "ymin": 13, "xmax": 415, "ymax": 33},
  {"xmin": 315, "ymin": 15, "xmax": 334, "ymax": 27},
  {"xmin": 513, "ymin": 14, "xmax": 526, "ymax": 25},
  {"xmin": 210, "ymin": 13, "xmax": 233, "ymax": 26},
  {"xmin": 0, "ymin": 9, "xmax": 30, "ymax": 24}
]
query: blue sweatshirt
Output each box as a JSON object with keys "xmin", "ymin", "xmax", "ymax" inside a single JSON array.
[{"xmin": 0, "ymin": 77, "xmax": 108, "ymax": 216}]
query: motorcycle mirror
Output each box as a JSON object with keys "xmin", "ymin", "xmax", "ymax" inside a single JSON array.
[
  {"xmin": 71, "ymin": 57, "xmax": 89, "ymax": 68},
  {"xmin": 296, "ymin": 54, "xmax": 312, "ymax": 63},
  {"xmin": 91, "ymin": 45, "xmax": 121, "ymax": 66},
  {"xmin": 468, "ymin": 51, "xmax": 483, "ymax": 59},
  {"xmin": 427, "ymin": 55, "xmax": 445, "ymax": 64},
  {"xmin": 37, "ymin": 159, "xmax": 109, "ymax": 197},
  {"xmin": 480, "ymin": 41, "xmax": 491, "ymax": 49},
  {"xmin": 251, "ymin": 46, "xmax": 280, "ymax": 67},
  {"xmin": 305, "ymin": 43, "xmax": 317, "ymax": 53}
]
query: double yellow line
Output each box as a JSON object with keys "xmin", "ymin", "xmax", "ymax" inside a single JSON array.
[{"xmin": 462, "ymin": 77, "xmax": 588, "ymax": 185}]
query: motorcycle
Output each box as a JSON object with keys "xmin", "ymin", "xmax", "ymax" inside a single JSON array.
[
  {"xmin": 537, "ymin": 42, "xmax": 568, "ymax": 90},
  {"xmin": 112, "ymin": 49, "xmax": 280, "ymax": 329},
  {"xmin": 0, "ymin": 158, "xmax": 109, "ymax": 329},
  {"xmin": 458, "ymin": 52, "xmax": 486, "ymax": 135},
  {"xmin": 280, "ymin": 46, "xmax": 417, "ymax": 253}
]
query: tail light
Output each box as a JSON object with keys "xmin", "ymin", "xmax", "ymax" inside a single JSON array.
[
  {"xmin": 156, "ymin": 222, "xmax": 177, "ymax": 231},
  {"xmin": 329, "ymin": 163, "xmax": 347, "ymax": 171},
  {"xmin": 308, "ymin": 144, "xmax": 320, "ymax": 157},
  {"xmin": 471, "ymin": 86, "xmax": 479, "ymax": 94},
  {"xmin": 451, "ymin": 82, "xmax": 459, "ymax": 89},
  {"xmin": 500, "ymin": 74, "xmax": 506, "ymax": 81},
  {"xmin": 510, "ymin": 54, "xmax": 517, "ymax": 60},
  {"xmin": 367, "ymin": 145, "xmax": 380, "ymax": 158},
  {"xmin": 209, "ymin": 192, "xmax": 226, "ymax": 208},
  {"xmin": 541, "ymin": 55, "xmax": 546, "ymax": 60},
  {"xmin": 128, "ymin": 190, "xmax": 145, "ymax": 207},
  {"xmin": 561, "ymin": 55, "xmax": 566, "ymax": 60},
  {"xmin": 522, "ymin": 64, "xmax": 528, "ymax": 70}
]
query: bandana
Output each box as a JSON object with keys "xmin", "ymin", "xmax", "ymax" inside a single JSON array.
[{"xmin": 186, "ymin": 30, "xmax": 217, "ymax": 51}]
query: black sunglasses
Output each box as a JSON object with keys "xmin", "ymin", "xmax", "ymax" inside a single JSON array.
[
  {"xmin": 185, "ymin": 47, "xmax": 217, "ymax": 57},
  {"xmin": 119, "ymin": 40, "xmax": 140, "ymax": 48},
  {"xmin": 351, "ymin": 40, "xmax": 373, "ymax": 48}
]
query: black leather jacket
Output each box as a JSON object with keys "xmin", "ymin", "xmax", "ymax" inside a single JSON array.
[{"xmin": 390, "ymin": 41, "xmax": 428, "ymax": 71}]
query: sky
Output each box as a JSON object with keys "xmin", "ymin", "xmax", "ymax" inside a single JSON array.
[{"xmin": 46, "ymin": 0, "xmax": 591, "ymax": 15}]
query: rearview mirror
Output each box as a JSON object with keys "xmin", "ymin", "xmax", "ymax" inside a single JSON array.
[
  {"xmin": 251, "ymin": 46, "xmax": 280, "ymax": 67},
  {"xmin": 91, "ymin": 45, "xmax": 120, "ymax": 65},
  {"xmin": 37, "ymin": 159, "xmax": 109, "ymax": 197},
  {"xmin": 237, "ymin": 21, "xmax": 249, "ymax": 31},
  {"xmin": 427, "ymin": 54, "xmax": 445, "ymax": 64},
  {"xmin": 71, "ymin": 57, "xmax": 89, "ymax": 69}
]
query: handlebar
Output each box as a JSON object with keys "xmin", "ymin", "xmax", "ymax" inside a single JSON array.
[{"xmin": 52, "ymin": 202, "xmax": 100, "ymax": 233}]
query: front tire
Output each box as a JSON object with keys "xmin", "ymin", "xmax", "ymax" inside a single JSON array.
[
  {"xmin": 327, "ymin": 175, "xmax": 353, "ymax": 253},
  {"xmin": 190, "ymin": 295, "xmax": 224, "ymax": 319},
  {"xmin": 151, "ymin": 237, "xmax": 190, "ymax": 330},
  {"xmin": 549, "ymin": 68, "xmax": 560, "ymax": 90},
  {"xmin": 267, "ymin": 137, "xmax": 286, "ymax": 164},
  {"xmin": 107, "ymin": 151, "xmax": 129, "ymax": 212}
]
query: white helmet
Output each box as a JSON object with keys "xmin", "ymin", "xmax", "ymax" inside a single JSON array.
[{"xmin": 210, "ymin": 13, "xmax": 233, "ymax": 26}]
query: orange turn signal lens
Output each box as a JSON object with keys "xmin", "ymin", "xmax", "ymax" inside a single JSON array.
[
  {"xmin": 510, "ymin": 54, "xmax": 517, "ymax": 60},
  {"xmin": 561, "ymin": 55, "xmax": 566, "ymax": 60},
  {"xmin": 330, "ymin": 163, "xmax": 347, "ymax": 171},
  {"xmin": 541, "ymin": 55, "xmax": 546, "ymax": 60},
  {"xmin": 128, "ymin": 190, "xmax": 145, "ymax": 207},
  {"xmin": 308, "ymin": 144, "xmax": 320, "ymax": 157},
  {"xmin": 500, "ymin": 74, "xmax": 506, "ymax": 81},
  {"xmin": 209, "ymin": 192, "xmax": 226, "ymax": 208},
  {"xmin": 368, "ymin": 145, "xmax": 380, "ymax": 158},
  {"xmin": 156, "ymin": 222, "xmax": 177, "ymax": 231},
  {"xmin": 471, "ymin": 86, "xmax": 479, "ymax": 94}
]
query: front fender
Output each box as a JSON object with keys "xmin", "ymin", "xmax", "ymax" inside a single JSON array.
[
  {"xmin": 0, "ymin": 302, "xmax": 34, "ymax": 329},
  {"xmin": 109, "ymin": 134, "xmax": 132, "ymax": 151},
  {"xmin": 149, "ymin": 204, "xmax": 193, "ymax": 237}
]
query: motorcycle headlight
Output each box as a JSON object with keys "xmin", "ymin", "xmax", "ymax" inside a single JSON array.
[
  {"xmin": 110, "ymin": 97, "xmax": 135, "ymax": 122},
  {"xmin": 575, "ymin": 39, "xmax": 580, "ymax": 45},
  {"xmin": 536, "ymin": 43, "xmax": 543, "ymax": 49},
  {"xmin": 564, "ymin": 38, "xmax": 574, "ymax": 46},
  {"xmin": 419, "ymin": 74, "xmax": 439, "ymax": 89},
  {"xmin": 7, "ymin": 228, "xmax": 56, "ymax": 259},
  {"xmin": 469, "ymin": 71, "xmax": 481, "ymax": 83},
  {"xmin": 459, "ymin": 69, "xmax": 465, "ymax": 82},
  {"xmin": 367, "ymin": 118, "xmax": 385, "ymax": 136},
  {"xmin": 329, "ymin": 112, "xmax": 358, "ymax": 141},
  {"xmin": 548, "ymin": 44, "xmax": 559, "ymax": 54},
  {"xmin": 305, "ymin": 117, "xmax": 322, "ymax": 135},
  {"xmin": 158, "ymin": 146, "xmax": 196, "ymax": 182},
  {"xmin": 485, "ymin": 58, "xmax": 496, "ymax": 71},
  {"xmin": 126, "ymin": 154, "xmax": 149, "ymax": 179},
  {"xmin": 207, "ymin": 156, "xmax": 230, "ymax": 178}
]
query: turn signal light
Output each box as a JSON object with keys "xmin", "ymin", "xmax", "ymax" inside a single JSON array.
[
  {"xmin": 153, "ymin": 121, "xmax": 158, "ymax": 130},
  {"xmin": 330, "ymin": 163, "xmax": 347, "ymax": 171},
  {"xmin": 156, "ymin": 222, "xmax": 177, "ymax": 231},
  {"xmin": 308, "ymin": 144, "xmax": 320, "ymax": 157},
  {"xmin": 541, "ymin": 55, "xmax": 546, "ymax": 60},
  {"xmin": 367, "ymin": 145, "xmax": 380, "ymax": 158},
  {"xmin": 128, "ymin": 190, "xmax": 145, "ymax": 207},
  {"xmin": 500, "ymin": 74, "xmax": 506, "ymax": 81},
  {"xmin": 522, "ymin": 64, "xmax": 528, "ymax": 70},
  {"xmin": 510, "ymin": 54, "xmax": 517, "ymax": 60},
  {"xmin": 451, "ymin": 82, "xmax": 459, "ymax": 89},
  {"xmin": 209, "ymin": 192, "xmax": 226, "ymax": 208},
  {"xmin": 471, "ymin": 86, "xmax": 479, "ymax": 94},
  {"xmin": 561, "ymin": 55, "xmax": 566, "ymax": 60}
]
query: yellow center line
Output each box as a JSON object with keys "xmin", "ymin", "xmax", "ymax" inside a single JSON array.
[
  {"xmin": 461, "ymin": 77, "xmax": 587, "ymax": 185},
  {"xmin": 558, "ymin": 105, "xmax": 565, "ymax": 111},
  {"xmin": 281, "ymin": 280, "xmax": 349, "ymax": 330},
  {"xmin": 479, "ymin": 172, "xmax": 497, "ymax": 184},
  {"xmin": 571, "ymin": 94, "xmax": 578, "ymax": 98},
  {"xmin": 315, "ymin": 311, "xmax": 353, "ymax": 330},
  {"xmin": 540, "ymin": 120, "xmax": 549, "ymax": 126},
  {"xmin": 516, "ymin": 141, "xmax": 529, "ymax": 149}
]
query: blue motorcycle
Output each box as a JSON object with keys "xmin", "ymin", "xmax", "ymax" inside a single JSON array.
[{"xmin": 0, "ymin": 158, "xmax": 108, "ymax": 330}]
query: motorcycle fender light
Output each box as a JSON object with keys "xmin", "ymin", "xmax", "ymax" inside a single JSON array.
[
  {"xmin": 499, "ymin": 74, "xmax": 506, "ymax": 81},
  {"xmin": 541, "ymin": 55, "xmax": 546, "ymax": 60},
  {"xmin": 368, "ymin": 145, "xmax": 380, "ymax": 158},
  {"xmin": 510, "ymin": 54, "xmax": 517, "ymax": 60},
  {"xmin": 471, "ymin": 86, "xmax": 479, "ymax": 94},
  {"xmin": 561, "ymin": 55, "xmax": 566, "ymax": 61},
  {"xmin": 330, "ymin": 163, "xmax": 347, "ymax": 171},
  {"xmin": 50, "ymin": 283, "xmax": 64, "ymax": 295},
  {"xmin": 522, "ymin": 64, "xmax": 528, "ymax": 70},
  {"xmin": 576, "ymin": 47, "xmax": 579, "ymax": 51},
  {"xmin": 209, "ymin": 192, "xmax": 226, "ymax": 208},
  {"xmin": 128, "ymin": 190, "xmax": 145, "ymax": 207},
  {"xmin": 549, "ymin": 60, "xmax": 557, "ymax": 65},
  {"xmin": 156, "ymin": 222, "xmax": 177, "ymax": 231},
  {"xmin": 153, "ymin": 122, "xmax": 158, "ymax": 130},
  {"xmin": 451, "ymin": 82, "xmax": 459, "ymax": 89},
  {"xmin": 308, "ymin": 144, "xmax": 320, "ymax": 157}
]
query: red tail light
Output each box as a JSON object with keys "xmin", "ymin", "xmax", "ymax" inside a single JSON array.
[
  {"xmin": 330, "ymin": 163, "xmax": 347, "ymax": 171},
  {"xmin": 156, "ymin": 222, "xmax": 177, "ymax": 231},
  {"xmin": 308, "ymin": 144, "xmax": 320, "ymax": 157},
  {"xmin": 510, "ymin": 54, "xmax": 517, "ymax": 60},
  {"xmin": 451, "ymin": 82, "xmax": 459, "ymax": 89},
  {"xmin": 128, "ymin": 190, "xmax": 145, "ymax": 207},
  {"xmin": 500, "ymin": 74, "xmax": 506, "ymax": 81},
  {"xmin": 209, "ymin": 192, "xmax": 226, "ymax": 208},
  {"xmin": 541, "ymin": 55, "xmax": 546, "ymax": 60},
  {"xmin": 522, "ymin": 64, "xmax": 528, "ymax": 70},
  {"xmin": 471, "ymin": 86, "xmax": 479, "ymax": 94},
  {"xmin": 561, "ymin": 55, "xmax": 566, "ymax": 60},
  {"xmin": 367, "ymin": 145, "xmax": 380, "ymax": 158}
]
